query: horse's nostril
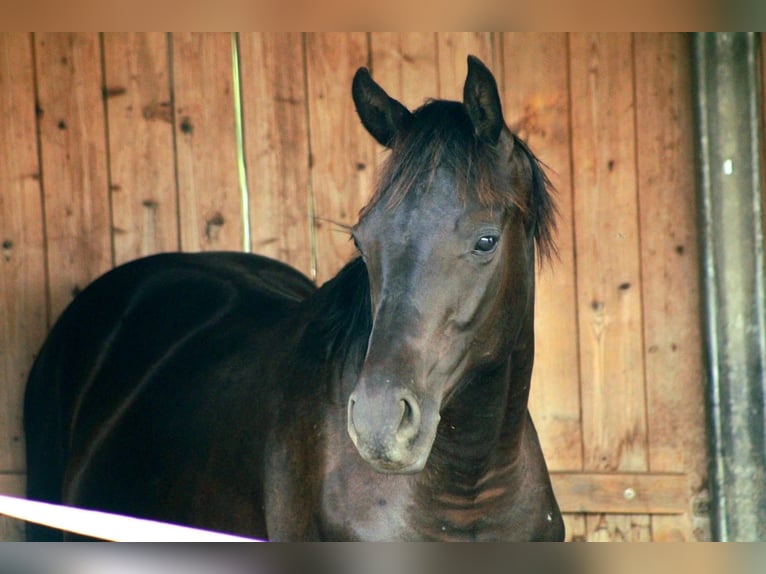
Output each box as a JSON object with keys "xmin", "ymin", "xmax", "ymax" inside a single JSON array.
[{"xmin": 397, "ymin": 393, "xmax": 420, "ymax": 441}]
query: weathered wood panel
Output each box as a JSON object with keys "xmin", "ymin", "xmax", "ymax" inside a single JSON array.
[
  {"xmin": 172, "ymin": 33, "xmax": 242, "ymax": 252},
  {"xmin": 35, "ymin": 32, "xmax": 113, "ymax": 321},
  {"xmin": 239, "ymin": 33, "xmax": 313, "ymax": 277},
  {"xmin": 305, "ymin": 33, "xmax": 373, "ymax": 284},
  {"xmin": 0, "ymin": 33, "xmax": 47, "ymax": 473},
  {"xmin": 502, "ymin": 32, "xmax": 582, "ymax": 472},
  {"xmin": 569, "ymin": 33, "xmax": 650, "ymax": 541},
  {"xmin": 570, "ymin": 32, "xmax": 648, "ymax": 474},
  {"xmin": 103, "ymin": 32, "xmax": 179, "ymax": 265},
  {"xmin": 551, "ymin": 472, "xmax": 687, "ymax": 514},
  {"xmin": 634, "ymin": 33, "xmax": 707, "ymax": 542}
]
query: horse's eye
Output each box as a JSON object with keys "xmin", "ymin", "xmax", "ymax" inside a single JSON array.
[{"xmin": 474, "ymin": 235, "xmax": 499, "ymax": 254}]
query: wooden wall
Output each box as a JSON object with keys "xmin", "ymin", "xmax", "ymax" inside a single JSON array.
[{"xmin": 0, "ymin": 33, "xmax": 710, "ymax": 541}]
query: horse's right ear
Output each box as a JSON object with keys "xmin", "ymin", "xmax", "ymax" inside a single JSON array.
[{"xmin": 352, "ymin": 67, "xmax": 412, "ymax": 148}]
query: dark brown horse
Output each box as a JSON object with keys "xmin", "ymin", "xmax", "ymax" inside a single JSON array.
[{"xmin": 24, "ymin": 55, "xmax": 563, "ymax": 541}]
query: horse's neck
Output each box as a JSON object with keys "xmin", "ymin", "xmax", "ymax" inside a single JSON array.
[{"xmin": 427, "ymin": 343, "xmax": 534, "ymax": 492}]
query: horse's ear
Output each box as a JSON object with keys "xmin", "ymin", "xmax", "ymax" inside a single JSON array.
[
  {"xmin": 352, "ymin": 67, "xmax": 412, "ymax": 148},
  {"xmin": 463, "ymin": 55, "xmax": 504, "ymax": 145}
]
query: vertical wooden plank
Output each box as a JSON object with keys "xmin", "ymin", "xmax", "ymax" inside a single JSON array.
[
  {"xmin": 635, "ymin": 33, "xmax": 707, "ymax": 542},
  {"xmin": 436, "ymin": 33, "xmax": 497, "ymax": 101},
  {"xmin": 239, "ymin": 33, "xmax": 312, "ymax": 277},
  {"xmin": 569, "ymin": 32, "xmax": 650, "ymax": 539},
  {"xmin": 35, "ymin": 32, "xmax": 112, "ymax": 321},
  {"xmin": 103, "ymin": 33, "xmax": 179, "ymax": 265},
  {"xmin": 0, "ymin": 33, "xmax": 47, "ymax": 474},
  {"xmin": 305, "ymin": 33, "xmax": 373, "ymax": 284},
  {"xmin": 369, "ymin": 33, "xmax": 438, "ymax": 173},
  {"xmin": 569, "ymin": 33, "xmax": 648, "ymax": 474},
  {"xmin": 172, "ymin": 33, "xmax": 241, "ymax": 253},
  {"xmin": 370, "ymin": 33, "xmax": 437, "ymax": 110},
  {"xmin": 502, "ymin": 33, "xmax": 582, "ymax": 472}
]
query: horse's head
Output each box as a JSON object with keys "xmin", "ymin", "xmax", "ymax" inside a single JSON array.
[{"xmin": 346, "ymin": 56, "xmax": 555, "ymax": 473}]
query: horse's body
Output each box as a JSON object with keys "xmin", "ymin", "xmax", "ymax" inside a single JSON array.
[{"xmin": 24, "ymin": 56, "xmax": 564, "ymax": 541}]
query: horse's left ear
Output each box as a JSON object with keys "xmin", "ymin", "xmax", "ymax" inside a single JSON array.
[
  {"xmin": 463, "ymin": 55, "xmax": 504, "ymax": 145},
  {"xmin": 352, "ymin": 67, "xmax": 413, "ymax": 148}
]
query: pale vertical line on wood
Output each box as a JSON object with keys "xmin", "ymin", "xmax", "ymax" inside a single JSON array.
[
  {"xmin": 239, "ymin": 33, "xmax": 312, "ymax": 277},
  {"xmin": 501, "ymin": 33, "xmax": 582, "ymax": 472},
  {"xmin": 0, "ymin": 33, "xmax": 47, "ymax": 473},
  {"xmin": 231, "ymin": 33, "xmax": 251, "ymax": 254},
  {"xmin": 34, "ymin": 33, "xmax": 113, "ymax": 321},
  {"xmin": 305, "ymin": 33, "xmax": 373, "ymax": 284},
  {"xmin": 635, "ymin": 33, "xmax": 707, "ymax": 541},
  {"xmin": 172, "ymin": 33, "xmax": 241, "ymax": 253}
]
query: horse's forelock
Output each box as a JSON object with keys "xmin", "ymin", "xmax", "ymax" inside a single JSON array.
[{"xmin": 359, "ymin": 100, "xmax": 557, "ymax": 265}]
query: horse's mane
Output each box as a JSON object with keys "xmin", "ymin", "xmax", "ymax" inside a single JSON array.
[
  {"xmin": 305, "ymin": 257, "xmax": 372, "ymax": 371},
  {"xmin": 361, "ymin": 99, "xmax": 557, "ymax": 263}
]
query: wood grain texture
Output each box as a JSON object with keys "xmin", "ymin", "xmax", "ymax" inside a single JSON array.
[
  {"xmin": 369, "ymin": 33, "xmax": 437, "ymax": 111},
  {"xmin": 305, "ymin": 33, "xmax": 373, "ymax": 284},
  {"xmin": 239, "ymin": 33, "xmax": 313, "ymax": 278},
  {"xmin": 436, "ymin": 33, "xmax": 497, "ymax": 101},
  {"xmin": 35, "ymin": 33, "xmax": 113, "ymax": 322},
  {"xmin": 502, "ymin": 33, "xmax": 582, "ymax": 472},
  {"xmin": 0, "ymin": 33, "xmax": 47, "ymax": 473},
  {"xmin": 569, "ymin": 33, "xmax": 648, "ymax": 474},
  {"xmin": 569, "ymin": 32, "xmax": 650, "ymax": 542},
  {"xmin": 103, "ymin": 33, "xmax": 179, "ymax": 265},
  {"xmin": 551, "ymin": 472, "xmax": 687, "ymax": 514},
  {"xmin": 369, "ymin": 33, "xmax": 438, "ymax": 172},
  {"xmin": 172, "ymin": 33, "xmax": 242, "ymax": 252},
  {"xmin": 634, "ymin": 33, "xmax": 708, "ymax": 542}
]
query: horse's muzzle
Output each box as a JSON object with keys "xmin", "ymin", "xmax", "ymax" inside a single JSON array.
[{"xmin": 347, "ymin": 387, "xmax": 436, "ymax": 473}]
